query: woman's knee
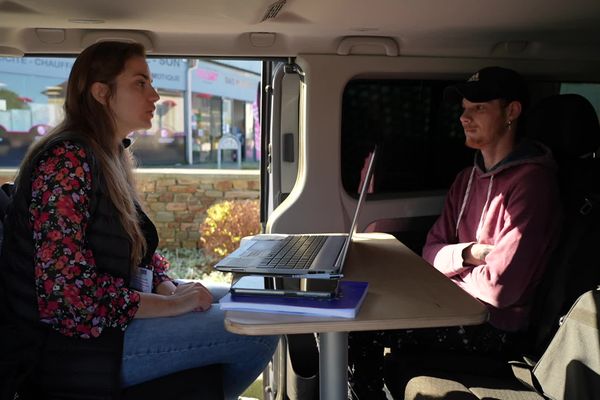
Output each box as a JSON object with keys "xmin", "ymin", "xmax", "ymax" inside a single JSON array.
[{"xmin": 235, "ymin": 334, "xmax": 279, "ymax": 359}]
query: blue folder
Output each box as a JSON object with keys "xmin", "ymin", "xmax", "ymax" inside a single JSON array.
[{"xmin": 219, "ymin": 280, "xmax": 369, "ymax": 318}]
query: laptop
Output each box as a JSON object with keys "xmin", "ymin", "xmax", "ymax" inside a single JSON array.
[{"xmin": 215, "ymin": 146, "xmax": 377, "ymax": 277}]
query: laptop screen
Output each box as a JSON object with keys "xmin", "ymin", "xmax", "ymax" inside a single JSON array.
[{"xmin": 334, "ymin": 146, "xmax": 377, "ymax": 270}]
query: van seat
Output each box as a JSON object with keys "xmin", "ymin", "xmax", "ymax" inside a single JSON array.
[
  {"xmin": 402, "ymin": 289, "xmax": 600, "ymax": 400},
  {"xmin": 522, "ymin": 93, "xmax": 600, "ymax": 358},
  {"xmin": 524, "ymin": 93, "xmax": 600, "ymax": 164},
  {"xmin": 404, "ymin": 373, "xmax": 543, "ymax": 400}
]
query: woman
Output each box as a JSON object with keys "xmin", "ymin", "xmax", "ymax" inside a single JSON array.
[{"xmin": 0, "ymin": 41, "xmax": 277, "ymax": 399}]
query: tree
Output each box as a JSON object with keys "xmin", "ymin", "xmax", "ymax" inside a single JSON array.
[{"xmin": 0, "ymin": 88, "xmax": 30, "ymax": 110}]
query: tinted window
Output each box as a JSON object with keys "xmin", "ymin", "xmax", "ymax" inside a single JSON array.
[
  {"xmin": 341, "ymin": 80, "xmax": 600, "ymax": 196},
  {"xmin": 341, "ymin": 79, "xmax": 471, "ymax": 195}
]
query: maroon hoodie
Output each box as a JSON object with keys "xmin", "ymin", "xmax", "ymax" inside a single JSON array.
[{"xmin": 423, "ymin": 139, "xmax": 562, "ymax": 331}]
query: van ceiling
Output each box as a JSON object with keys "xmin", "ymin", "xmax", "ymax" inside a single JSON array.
[{"xmin": 1, "ymin": 0, "xmax": 600, "ymax": 60}]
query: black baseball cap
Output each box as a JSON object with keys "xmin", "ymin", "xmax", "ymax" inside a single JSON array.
[{"xmin": 444, "ymin": 66, "xmax": 528, "ymax": 108}]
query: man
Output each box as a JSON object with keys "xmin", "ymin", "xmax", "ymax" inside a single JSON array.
[
  {"xmin": 423, "ymin": 66, "xmax": 561, "ymax": 333},
  {"xmin": 349, "ymin": 67, "xmax": 562, "ymax": 399}
]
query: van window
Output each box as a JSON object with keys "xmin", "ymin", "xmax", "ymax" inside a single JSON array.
[
  {"xmin": 560, "ymin": 83, "xmax": 600, "ymax": 117},
  {"xmin": 341, "ymin": 79, "xmax": 471, "ymax": 195},
  {"xmin": 0, "ymin": 56, "xmax": 262, "ymax": 168},
  {"xmin": 342, "ymin": 79, "xmax": 600, "ymax": 196}
]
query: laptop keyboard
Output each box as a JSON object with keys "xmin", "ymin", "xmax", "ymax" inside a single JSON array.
[{"xmin": 257, "ymin": 235, "xmax": 327, "ymax": 269}]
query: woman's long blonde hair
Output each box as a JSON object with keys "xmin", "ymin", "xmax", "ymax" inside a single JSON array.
[{"xmin": 17, "ymin": 41, "xmax": 148, "ymax": 269}]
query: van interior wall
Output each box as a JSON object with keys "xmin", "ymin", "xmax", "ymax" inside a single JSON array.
[{"xmin": 269, "ymin": 54, "xmax": 600, "ymax": 259}]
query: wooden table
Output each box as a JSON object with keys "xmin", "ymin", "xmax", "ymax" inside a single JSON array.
[{"xmin": 224, "ymin": 233, "xmax": 488, "ymax": 399}]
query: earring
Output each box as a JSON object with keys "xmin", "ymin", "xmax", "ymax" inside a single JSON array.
[{"xmin": 506, "ymin": 120, "xmax": 512, "ymax": 128}]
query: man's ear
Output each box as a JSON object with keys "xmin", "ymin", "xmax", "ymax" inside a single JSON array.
[
  {"xmin": 90, "ymin": 82, "xmax": 110, "ymax": 105},
  {"xmin": 508, "ymin": 100, "xmax": 522, "ymax": 121}
]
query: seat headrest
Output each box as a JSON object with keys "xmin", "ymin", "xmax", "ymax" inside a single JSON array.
[{"xmin": 523, "ymin": 94, "xmax": 600, "ymax": 162}]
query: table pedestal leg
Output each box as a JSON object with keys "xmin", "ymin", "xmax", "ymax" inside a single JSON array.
[{"xmin": 319, "ymin": 331, "xmax": 348, "ymax": 400}]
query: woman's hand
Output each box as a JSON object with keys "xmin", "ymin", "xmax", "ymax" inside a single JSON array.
[
  {"xmin": 171, "ymin": 282, "xmax": 213, "ymax": 313},
  {"xmin": 134, "ymin": 282, "xmax": 213, "ymax": 318},
  {"xmin": 462, "ymin": 243, "xmax": 494, "ymax": 266}
]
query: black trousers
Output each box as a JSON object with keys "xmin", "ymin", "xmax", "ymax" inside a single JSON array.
[{"xmin": 348, "ymin": 324, "xmax": 523, "ymax": 398}]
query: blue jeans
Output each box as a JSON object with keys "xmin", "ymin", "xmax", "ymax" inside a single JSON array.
[{"xmin": 121, "ymin": 282, "xmax": 279, "ymax": 399}]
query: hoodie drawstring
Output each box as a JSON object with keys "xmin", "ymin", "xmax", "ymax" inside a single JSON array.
[
  {"xmin": 455, "ymin": 166, "xmax": 475, "ymax": 238},
  {"xmin": 455, "ymin": 167, "xmax": 494, "ymax": 242},
  {"xmin": 476, "ymin": 175, "xmax": 494, "ymax": 242}
]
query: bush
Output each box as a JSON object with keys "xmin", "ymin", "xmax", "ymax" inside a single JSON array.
[
  {"xmin": 157, "ymin": 247, "xmax": 212, "ymax": 279},
  {"xmin": 200, "ymin": 199, "xmax": 261, "ymax": 259},
  {"xmin": 158, "ymin": 247, "xmax": 233, "ymax": 283}
]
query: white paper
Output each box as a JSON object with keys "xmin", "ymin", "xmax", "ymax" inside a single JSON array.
[{"xmin": 131, "ymin": 267, "xmax": 153, "ymax": 293}]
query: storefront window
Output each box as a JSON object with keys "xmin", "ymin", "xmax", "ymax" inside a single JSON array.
[{"xmin": 0, "ymin": 57, "xmax": 261, "ymax": 168}]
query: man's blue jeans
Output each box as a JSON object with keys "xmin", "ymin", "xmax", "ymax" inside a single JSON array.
[{"xmin": 121, "ymin": 283, "xmax": 279, "ymax": 399}]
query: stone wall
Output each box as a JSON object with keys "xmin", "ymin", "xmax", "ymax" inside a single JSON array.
[{"xmin": 0, "ymin": 168, "xmax": 260, "ymax": 249}]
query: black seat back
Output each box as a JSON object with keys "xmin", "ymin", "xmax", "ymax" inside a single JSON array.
[
  {"xmin": 523, "ymin": 93, "xmax": 600, "ymax": 359},
  {"xmin": 525, "ymin": 94, "xmax": 600, "ymax": 164}
]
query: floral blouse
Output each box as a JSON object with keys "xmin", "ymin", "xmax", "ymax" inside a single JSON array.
[{"xmin": 30, "ymin": 141, "xmax": 172, "ymax": 339}]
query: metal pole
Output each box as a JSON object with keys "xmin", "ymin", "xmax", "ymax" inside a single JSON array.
[
  {"xmin": 185, "ymin": 59, "xmax": 198, "ymax": 165},
  {"xmin": 319, "ymin": 331, "xmax": 348, "ymax": 400},
  {"xmin": 275, "ymin": 336, "xmax": 287, "ymax": 400}
]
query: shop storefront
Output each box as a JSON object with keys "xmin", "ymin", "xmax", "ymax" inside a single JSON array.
[{"xmin": 0, "ymin": 57, "xmax": 261, "ymax": 167}]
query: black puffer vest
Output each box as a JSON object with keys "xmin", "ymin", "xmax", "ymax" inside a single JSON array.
[{"xmin": 0, "ymin": 135, "xmax": 158, "ymax": 399}]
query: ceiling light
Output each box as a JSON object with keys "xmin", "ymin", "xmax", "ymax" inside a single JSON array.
[
  {"xmin": 351, "ymin": 27, "xmax": 379, "ymax": 32},
  {"xmin": 68, "ymin": 18, "xmax": 105, "ymax": 24}
]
